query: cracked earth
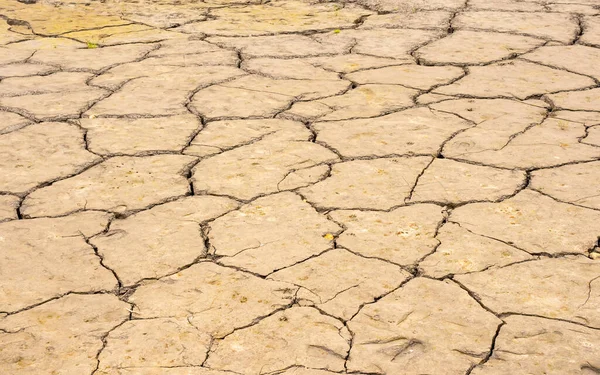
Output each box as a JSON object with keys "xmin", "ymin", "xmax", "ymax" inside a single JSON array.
[{"xmin": 1, "ymin": 0, "xmax": 600, "ymax": 373}]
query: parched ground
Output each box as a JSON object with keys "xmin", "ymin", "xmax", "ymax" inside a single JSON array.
[{"xmin": 1, "ymin": 0, "xmax": 600, "ymax": 373}]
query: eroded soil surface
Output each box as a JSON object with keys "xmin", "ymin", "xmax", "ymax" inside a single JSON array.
[{"xmin": 1, "ymin": 0, "xmax": 600, "ymax": 374}]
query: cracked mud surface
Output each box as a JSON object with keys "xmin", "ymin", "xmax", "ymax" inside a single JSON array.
[{"xmin": 1, "ymin": 0, "xmax": 599, "ymax": 374}]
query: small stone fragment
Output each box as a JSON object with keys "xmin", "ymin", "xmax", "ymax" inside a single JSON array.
[
  {"xmin": 92, "ymin": 196, "xmax": 239, "ymax": 285},
  {"xmin": 129, "ymin": 262, "xmax": 297, "ymax": 337},
  {"xmin": 209, "ymin": 192, "xmax": 341, "ymax": 275},
  {"xmin": 0, "ymin": 294, "xmax": 129, "ymax": 375},
  {"xmin": 456, "ymin": 256, "xmax": 600, "ymax": 328},
  {"xmin": 419, "ymin": 222, "xmax": 532, "ymax": 278},
  {"xmin": 451, "ymin": 189, "xmax": 600, "ymax": 255},
  {"xmin": 331, "ymin": 204, "xmax": 444, "ymax": 265},
  {"xmin": 207, "ymin": 307, "xmax": 350, "ymax": 373},
  {"xmin": 471, "ymin": 315, "xmax": 600, "ymax": 375},
  {"xmin": 21, "ymin": 155, "xmax": 197, "ymax": 218},
  {"xmin": 0, "ymin": 211, "xmax": 115, "ymax": 312},
  {"xmin": 0, "ymin": 122, "xmax": 99, "ymax": 194},
  {"xmin": 299, "ymin": 157, "xmax": 432, "ymax": 210},
  {"xmin": 347, "ymin": 278, "xmax": 501, "ymax": 374},
  {"xmin": 411, "ymin": 159, "xmax": 526, "ymax": 204},
  {"xmin": 270, "ymin": 249, "xmax": 411, "ymax": 319}
]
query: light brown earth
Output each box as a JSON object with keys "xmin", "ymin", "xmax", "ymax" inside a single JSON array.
[{"xmin": 0, "ymin": 0, "xmax": 599, "ymax": 374}]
